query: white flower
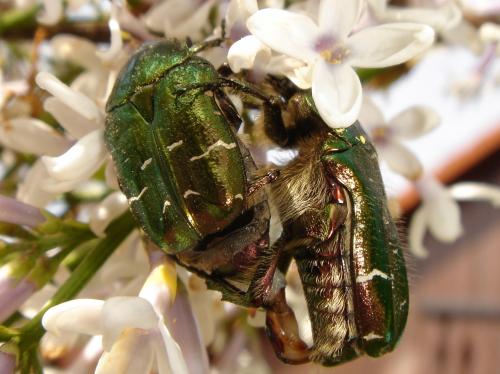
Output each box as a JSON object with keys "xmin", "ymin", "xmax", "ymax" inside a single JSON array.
[
  {"xmin": 368, "ymin": 0, "xmax": 462, "ymax": 32},
  {"xmin": 42, "ymin": 262, "xmax": 188, "ymax": 374},
  {"xmin": 359, "ymin": 96, "xmax": 440, "ymax": 180},
  {"xmin": 144, "ymin": 0, "xmax": 217, "ymax": 40},
  {"xmin": 222, "ymin": 0, "xmax": 299, "ymax": 81},
  {"xmin": 16, "ymin": 10, "xmax": 126, "ymax": 207},
  {"xmin": 245, "ymin": 0, "xmax": 435, "ymax": 127},
  {"xmin": 409, "ymin": 178, "xmax": 500, "ymax": 258}
]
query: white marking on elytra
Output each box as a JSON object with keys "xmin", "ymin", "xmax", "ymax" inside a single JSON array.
[
  {"xmin": 129, "ymin": 187, "xmax": 148, "ymax": 203},
  {"xmin": 356, "ymin": 269, "xmax": 391, "ymax": 283},
  {"xmin": 162, "ymin": 199, "xmax": 171, "ymax": 214},
  {"xmin": 234, "ymin": 194, "xmax": 243, "ymax": 200},
  {"xmin": 363, "ymin": 332, "xmax": 383, "ymax": 341},
  {"xmin": 183, "ymin": 190, "xmax": 200, "ymax": 198},
  {"xmin": 166, "ymin": 140, "xmax": 183, "ymax": 151},
  {"xmin": 190, "ymin": 140, "xmax": 236, "ymax": 161},
  {"xmin": 140, "ymin": 158, "xmax": 152, "ymax": 170}
]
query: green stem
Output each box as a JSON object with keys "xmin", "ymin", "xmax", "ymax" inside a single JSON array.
[
  {"xmin": 20, "ymin": 212, "xmax": 135, "ymax": 342},
  {"xmin": 0, "ymin": 5, "xmax": 40, "ymax": 35},
  {"xmin": 0, "ymin": 326, "xmax": 19, "ymax": 341}
]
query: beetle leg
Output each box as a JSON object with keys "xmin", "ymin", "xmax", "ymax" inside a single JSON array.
[
  {"xmin": 189, "ymin": 20, "xmax": 227, "ymax": 54},
  {"xmin": 266, "ymin": 288, "xmax": 311, "ymax": 364},
  {"xmin": 247, "ymin": 169, "xmax": 280, "ymax": 196}
]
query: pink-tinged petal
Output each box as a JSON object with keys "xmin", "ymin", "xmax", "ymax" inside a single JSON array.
[
  {"xmin": 101, "ymin": 297, "xmax": 159, "ymax": 351},
  {"xmin": 420, "ymin": 179, "xmax": 463, "ymax": 242},
  {"xmin": 318, "ymin": 0, "xmax": 364, "ymax": 39},
  {"xmin": 36, "ymin": 72, "xmax": 102, "ymax": 123},
  {"xmin": 16, "ymin": 160, "xmax": 55, "ymax": 207},
  {"xmin": 42, "ymin": 299, "xmax": 104, "ymax": 336},
  {"xmin": 388, "ymin": 106, "xmax": 440, "ymax": 139},
  {"xmin": 312, "ymin": 61, "xmax": 362, "ymax": 128},
  {"xmin": 228, "ymin": 35, "xmax": 271, "ymax": 73},
  {"xmin": 156, "ymin": 323, "xmax": 189, "ymax": 374},
  {"xmin": 408, "ymin": 206, "xmax": 429, "ymax": 258},
  {"xmin": 348, "ymin": 23, "xmax": 435, "ymax": 68},
  {"xmin": 89, "ymin": 192, "xmax": 128, "ymax": 237},
  {"xmin": 247, "ymin": 9, "xmax": 320, "ymax": 63},
  {"xmin": 0, "ymin": 195, "xmax": 44, "ymax": 227},
  {"xmin": 381, "ymin": 4, "xmax": 462, "ymax": 32},
  {"xmin": 37, "ymin": 0, "xmax": 63, "ymax": 25},
  {"xmin": 44, "ymin": 97, "xmax": 101, "ymax": 139},
  {"xmin": 0, "ymin": 351, "xmax": 16, "ymax": 374},
  {"xmin": 0, "ymin": 272, "xmax": 36, "ymax": 322},
  {"xmin": 358, "ymin": 95, "xmax": 385, "ymax": 131},
  {"xmin": 378, "ymin": 140, "xmax": 422, "ymax": 180},
  {"xmin": 449, "ymin": 182, "xmax": 500, "ymax": 207},
  {"xmin": 96, "ymin": 330, "xmax": 155, "ymax": 374},
  {"xmin": 165, "ymin": 288, "xmax": 209, "ymax": 374},
  {"xmin": 51, "ymin": 35, "xmax": 100, "ymax": 71},
  {"xmin": 41, "ymin": 129, "xmax": 107, "ymax": 182},
  {"xmin": 0, "ymin": 118, "xmax": 70, "ymax": 156}
]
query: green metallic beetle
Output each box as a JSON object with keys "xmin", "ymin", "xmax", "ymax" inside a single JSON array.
[
  {"xmin": 251, "ymin": 85, "xmax": 409, "ymax": 365},
  {"xmin": 104, "ymin": 37, "xmax": 408, "ymax": 367}
]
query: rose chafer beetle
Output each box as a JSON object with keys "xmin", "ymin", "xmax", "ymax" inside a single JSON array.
[
  {"xmin": 250, "ymin": 82, "xmax": 409, "ymax": 365},
  {"xmin": 104, "ymin": 35, "xmax": 408, "ymax": 367}
]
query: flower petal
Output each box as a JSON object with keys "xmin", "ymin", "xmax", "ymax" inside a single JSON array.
[
  {"xmin": 358, "ymin": 95, "xmax": 385, "ymax": 130},
  {"xmin": 165, "ymin": 286, "xmax": 210, "ymax": 374},
  {"xmin": 408, "ymin": 205, "xmax": 430, "ymax": 258},
  {"xmin": 16, "ymin": 160, "xmax": 55, "ymax": 208},
  {"xmin": 479, "ymin": 22, "xmax": 500, "ymax": 44},
  {"xmin": 449, "ymin": 182, "xmax": 500, "ymax": 207},
  {"xmin": 348, "ymin": 23, "xmax": 435, "ymax": 68},
  {"xmin": 96, "ymin": 330, "xmax": 155, "ymax": 374},
  {"xmin": 51, "ymin": 35, "xmax": 100, "ymax": 71},
  {"xmin": 37, "ymin": 0, "xmax": 63, "ymax": 25},
  {"xmin": 101, "ymin": 297, "xmax": 159, "ymax": 351},
  {"xmin": 318, "ymin": 0, "xmax": 364, "ymax": 40},
  {"xmin": 381, "ymin": 4, "xmax": 462, "ymax": 32},
  {"xmin": 0, "ymin": 118, "xmax": 70, "ymax": 156},
  {"xmin": 155, "ymin": 323, "xmax": 189, "ymax": 374},
  {"xmin": 312, "ymin": 61, "xmax": 362, "ymax": 128},
  {"xmin": 44, "ymin": 97, "xmax": 101, "ymax": 139},
  {"xmin": 388, "ymin": 106, "xmax": 440, "ymax": 139},
  {"xmin": 228, "ymin": 35, "xmax": 271, "ymax": 73},
  {"xmin": 36, "ymin": 72, "xmax": 102, "ymax": 123},
  {"xmin": 378, "ymin": 140, "xmax": 422, "ymax": 180},
  {"xmin": 97, "ymin": 5, "xmax": 123, "ymax": 63},
  {"xmin": 284, "ymin": 63, "xmax": 314, "ymax": 89},
  {"xmin": 89, "ymin": 191, "xmax": 128, "ymax": 237},
  {"xmin": 42, "ymin": 299, "xmax": 104, "ymax": 336},
  {"xmin": 420, "ymin": 179, "xmax": 463, "ymax": 242},
  {"xmin": 41, "ymin": 129, "xmax": 107, "ymax": 182},
  {"xmin": 247, "ymin": 9, "xmax": 320, "ymax": 62}
]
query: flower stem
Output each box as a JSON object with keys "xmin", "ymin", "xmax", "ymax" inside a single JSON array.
[{"xmin": 19, "ymin": 212, "xmax": 135, "ymax": 343}]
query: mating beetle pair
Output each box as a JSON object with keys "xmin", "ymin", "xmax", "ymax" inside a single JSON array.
[{"xmin": 104, "ymin": 36, "xmax": 408, "ymax": 366}]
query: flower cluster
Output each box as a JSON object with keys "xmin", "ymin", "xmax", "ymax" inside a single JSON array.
[{"xmin": 0, "ymin": 0, "xmax": 498, "ymax": 372}]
